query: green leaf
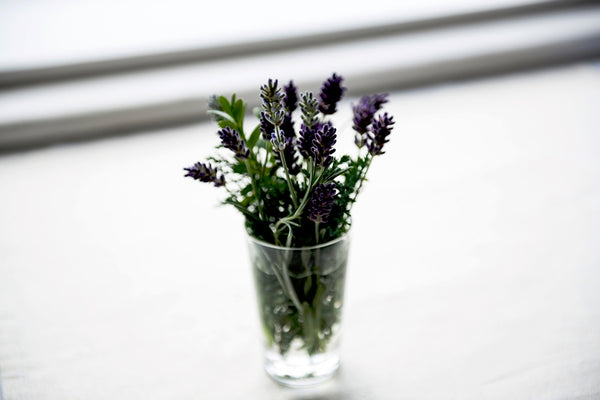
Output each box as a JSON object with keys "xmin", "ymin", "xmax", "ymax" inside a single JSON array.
[
  {"xmin": 233, "ymin": 162, "xmax": 248, "ymax": 174},
  {"xmin": 325, "ymin": 166, "xmax": 350, "ymax": 182},
  {"xmin": 247, "ymin": 125, "xmax": 262, "ymax": 149},
  {"xmin": 217, "ymin": 119, "xmax": 237, "ymax": 130},
  {"xmin": 207, "ymin": 109, "xmax": 236, "ymax": 124},
  {"xmin": 240, "ymin": 184, "xmax": 253, "ymax": 196},
  {"xmin": 239, "ymin": 195, "xmax": 253, "ymax": 207},
  {"xmin": 218, "ymin": 96, "xmax": 232, "ymax": 114},
  {"xmin": 339, "ymin": 154, "xmax": 352, "ymax": 164},
  {"xmin": 256, "ymin": 138, "xmax": 270, "ymax": 150},
  {"xmin": 232, "ymin": 98, "xmax": 245, "ymax": 126}
]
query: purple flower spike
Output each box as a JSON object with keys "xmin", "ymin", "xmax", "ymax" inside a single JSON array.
[
  {"xmin": 367, "ymin": 113, "xmax": 395, "ymax": 156},
  {"xmin": 260, "ymin": 79, "xmax": 285, "ymax": 127},
  {"xmin": 308, "ymin": 183, "xmax": 337, "ymax": 224},
  {"xmin": 369, "ymin": 93, "xmax": 389, "ymax": 110},
  {"xmin": 184, "ymin": 162, "xmax": 225, "ymax": 187},
  {"xmin": 318, "ymin": 73, "xmax": 346, "ymax": 115},
  {"xmin": 283, "ymin": 81, "xmax": 298, "ymax": 113},
  {"xmin": 311, "ymin": 122, "xmax": 337, "ymax": 167},
  {"xmin": 259, "ymin": 111, "xmax": 274, "ymax": 141},
  {"xmin": 352, "ymin": 93, "xmax": 389, "ymax": 135},
  {"xmin": 280, "ymin": 113, "xmax": 296, "ymax": 140},
  {"xmin": 298, "ymin": 123, "xmax": 315, "ymax": 159},
  {"xmin": 271, "ymin": 114, "xmax": 300, "ymax": 174},
  {"xmin": 218, "ymin": 127, "xmax": 250, "ymax": 159}
]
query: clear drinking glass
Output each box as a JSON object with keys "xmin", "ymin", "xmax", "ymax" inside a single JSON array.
[{"xmin": 247, "ymin": 233, "xmax": 350, "ymax": 387}]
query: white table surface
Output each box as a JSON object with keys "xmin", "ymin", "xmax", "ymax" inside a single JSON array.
[{"xmin": 1, "ymin": 63, "xmax": 599, "ymax": 399}]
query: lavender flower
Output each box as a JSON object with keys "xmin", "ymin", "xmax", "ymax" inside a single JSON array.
[
  {"xmin": 283, "ymin": 81, "xmax": 298, "ymax": 113},
  {"xmin": 183, "ymin": 162, "xmax": 225, "ymax": 187},
  {"xmin": 299, "ymin": 120, "xmax": 332, "ymax": 161},
  {"xmin": 259, "ymin": 111, "xmax": 274, "ymax": 141},
  {"xmin": 218, "ymin": 127, "xmax": 250, "ymax": 159},
  {"xmin": 352, "ymin": 93, "xmax": 389, "ymax": 134},
  {"xmin": 298, "ymin": 124, "xmax": 315, "ymax": 159},
  {"xmin": 367, "ymin": 113, "xmax": 395, "ymax": 156},
  {"xmin": 280, "ymin": 113, "xmax": 295, "ymax": 140},
  {"xmin": 274, "ymin": 111, "xmax": 300, "ymax": 175},
  {"xmin": 318, "ymin": 73, "xmax": 346, "ymax": 115},
  {"xmin": 260, "ymin": 79, "xmax": 285, "ymax": 127},
  {"xmin": 299, "ymin": 92, "xmax": 319, "ymax": 129},
  {"xmin": 308, "ymin": 183, "xmax": 337, "ymax": 224},
  {"xmin": 312, "ymin": 122, "xmax": 337, "ymax": 167}
]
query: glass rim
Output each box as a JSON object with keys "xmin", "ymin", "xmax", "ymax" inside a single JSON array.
[{"xmin": 246, "ymin": 229, "xmax": 351, "ymax": 251}]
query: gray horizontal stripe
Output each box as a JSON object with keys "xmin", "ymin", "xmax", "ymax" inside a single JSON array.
[
  {"xmin": 2, "ymin": 33, "xmax": 599, "ymax": 152},
  {"xmin": 0, "ymin": 0, "xmax": 594, "ymax": 88}
]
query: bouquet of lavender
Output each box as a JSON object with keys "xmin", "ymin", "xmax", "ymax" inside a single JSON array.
[
  {"xmin": 185, "ymin": 74, "xmax": 394, "ymax": 384},
  {"xmin": 185, "ymin": 73, "xmax": 394, "ymax": 247}
]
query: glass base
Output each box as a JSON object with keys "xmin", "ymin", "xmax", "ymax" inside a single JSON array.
[
  {"xmin": 248, "ymin": 233, "xmax": 350, "ymax": 388},
  {"xmin": 264, "ymin": 347, "xmax": 340, "ymax": 387}
]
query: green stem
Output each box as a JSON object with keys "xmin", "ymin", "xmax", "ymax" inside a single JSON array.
[
  {"xmin": 273, "ymin": 163, "xmax": 325, "ymax": 243},
  {"xmin": 278, "ymin": 250, "xmax": 303, "ymax": 313},
  {"xmin": 350, "ymin": 154, "xmax": 373, "ymax": 208},
  {"xmin": 245, "ymin": 159, "xmax": 265, "ymax": 221},
  {"xmin": 274, "ymin": 125, "xmax": 299, "ymax": 209},
  {"xmin": 257, "ymin": 245, "xmax": 303, "ymax": 314}
]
